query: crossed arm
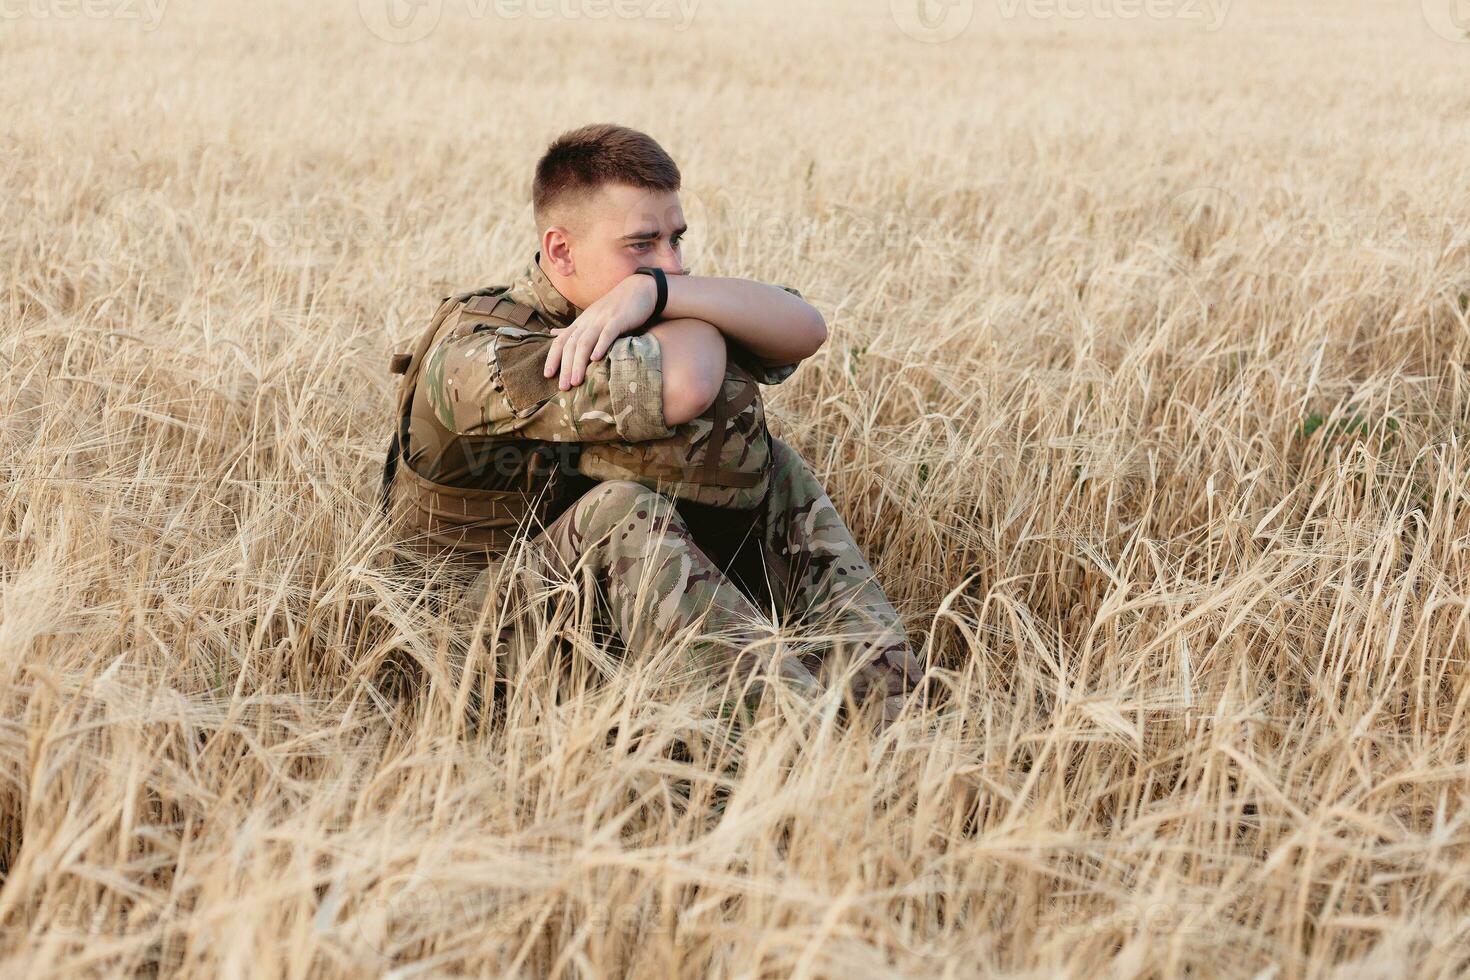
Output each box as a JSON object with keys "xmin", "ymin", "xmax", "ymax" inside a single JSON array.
[
  {"xmin": 543, "ymin": 275, "xmax": 828, "ymax": 395},
  {"xmin": 653, "ymin": 319, "xmax": 730, "ymax": 424},
  {"xmin": 647, "ymin": 275, "xmax": 827, "ymax": 367},
  {"xmin": 424, "ymin": 312, "xmax": 730, "ymax": 442},
  {"xmin": 426, "ymin": 277, "xmax": 823, "ymax": 442}
]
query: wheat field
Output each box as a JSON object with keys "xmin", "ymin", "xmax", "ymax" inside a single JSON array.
[{"xmin": 3, "ymin": 0, "xmax": 1469, "ymax": 975}]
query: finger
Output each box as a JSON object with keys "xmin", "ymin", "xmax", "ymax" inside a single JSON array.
[
  {"xmin": 562, "ymin": 333, "xmax": 586, "ymax": 389},
  {"xmin": 544, "ymin": 331, "xmax": 566, "ymax": 378},
  {"xmin": 551, "ymin": 317, "xmax": 587, "ymax": 383},
  {"xmin": 558, "ymin": 327, "xmax": 583, "ymax": 390},
  {"xmin": 590, "ymin": 324, "xmax": 620, "ymax": 363},
  {"xmin": 570, "ymin": 329, "xmax": 600, "ymax": 386}
]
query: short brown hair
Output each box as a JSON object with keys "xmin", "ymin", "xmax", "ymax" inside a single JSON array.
[{"xmin": 532, "ymin": 124, "xmax": 681, "ymax": 229}]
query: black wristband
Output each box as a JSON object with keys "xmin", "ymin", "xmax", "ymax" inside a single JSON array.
[{"xmin": 633, "ymin": 266, "xmax": 667, "ymax": 328}]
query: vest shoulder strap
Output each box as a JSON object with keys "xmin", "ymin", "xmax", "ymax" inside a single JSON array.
[
  {"xmin": 459, "ymin": 292, "xmax": 535, "ymax": 327},
  {"xmin": 385, "ymin": 287, "xmax": 542, "ymax": 370}
]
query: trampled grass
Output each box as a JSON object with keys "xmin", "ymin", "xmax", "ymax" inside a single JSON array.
[{"xmin": 2, "ymin": 0, "xmax": 1469, "ymax": 974}]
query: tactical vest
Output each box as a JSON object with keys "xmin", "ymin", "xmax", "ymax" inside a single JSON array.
[{"xmin": 380, "ymin": 288, "xmax": 565, "ymax": 563}]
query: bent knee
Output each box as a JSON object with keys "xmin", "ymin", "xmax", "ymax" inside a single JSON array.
[
  {"xmin": 585, "ymin": 479, "xmax": 662, "ymax": 508},
  {"xmin": 575, "ymin": 480, "xmax": 680, "ymax": 533}
]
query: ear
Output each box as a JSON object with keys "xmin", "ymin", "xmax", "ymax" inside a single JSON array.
[{"xmin": 542, "ymin": 226, "xmax": 575, "ymax": 276}]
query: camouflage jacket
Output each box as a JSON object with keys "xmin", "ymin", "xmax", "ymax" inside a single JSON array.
[{"xmin": 410, "ymin": 253, "xmax": 801, "ymax": 509}]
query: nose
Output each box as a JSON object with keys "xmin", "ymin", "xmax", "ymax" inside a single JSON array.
[{"xmin": 653, "ymin": 241, "xmax": 686, "ymax": 276}]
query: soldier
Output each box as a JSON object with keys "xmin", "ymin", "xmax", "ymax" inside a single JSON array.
[{"xmin": 382, "ymin": 123, "xmax": 926, "ymax": 726}]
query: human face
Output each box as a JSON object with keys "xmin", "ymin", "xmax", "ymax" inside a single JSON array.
[{"xmin": 542, "ymin": 182, "xmax": 687, "ymax": 310}]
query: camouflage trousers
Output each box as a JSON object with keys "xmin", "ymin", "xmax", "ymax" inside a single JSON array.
[{"xmin": 466, "ymin": 437, "xmax": 926, "ymax": 724}]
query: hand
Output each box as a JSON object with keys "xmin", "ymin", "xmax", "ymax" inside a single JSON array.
[{"xmin": 543, "ymin": 273, "xmax": 659, "ymax": 390}]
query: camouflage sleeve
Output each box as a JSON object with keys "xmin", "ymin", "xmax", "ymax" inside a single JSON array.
[
  {"xmin": 734, "ymin": 283, "xmax": 805, "ymax": 385},
  {"xmin": 423, "ymin": 323, "xmax": 673, "ymax": 442}
]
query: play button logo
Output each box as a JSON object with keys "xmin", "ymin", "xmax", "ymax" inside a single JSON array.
[{"xmin": 359, "ymin": 0, "xmax": 443, "ymax": 43}]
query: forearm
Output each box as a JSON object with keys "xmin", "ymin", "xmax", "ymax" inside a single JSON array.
[
  {"xmin": 660, "ymin": 275, "xmax": 827, "ymax": 365},
  {"xmin": 647, "ymin": 319, "xmax": 727, "ymax": 425}
]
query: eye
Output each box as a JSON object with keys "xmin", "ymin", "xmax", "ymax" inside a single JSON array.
[
  {"xmin": 671, "ymin": 234, "xmax": 684, "ymax": 249},
  {"xmin": 631, "ymin": 240, "xmax": 652, "ymax": 252}
]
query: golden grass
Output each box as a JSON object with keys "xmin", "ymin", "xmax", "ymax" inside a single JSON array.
[{"xmin": 3, "ymin": 0, "xmax": 1470, "ymax": 974}]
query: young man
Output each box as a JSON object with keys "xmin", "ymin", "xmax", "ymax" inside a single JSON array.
[{"xmin": 382, "ymin": 123, "xmax": 925, "ymax": 725}]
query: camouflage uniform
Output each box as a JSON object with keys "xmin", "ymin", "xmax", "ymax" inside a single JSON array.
[{"xmin": 395, "ymin": 254, "xmax": 926, "ymax": 723}]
